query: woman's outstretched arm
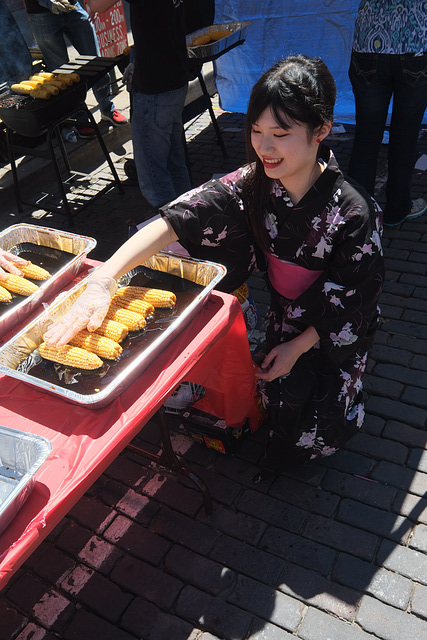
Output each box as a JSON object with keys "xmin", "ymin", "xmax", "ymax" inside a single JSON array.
[{"xmin": 43, "ymin": 216, "xmax": 178, "ymax": 345}]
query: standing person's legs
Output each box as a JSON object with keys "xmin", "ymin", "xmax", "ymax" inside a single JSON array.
[
  {"xmin": 131, "ymin": 86, "xmax": 191, "ymax": 207},
  {"xmin": 27, "ymin": 11, "xmax": 69, "ymax": 70},
  {"xmin": 62, "ymin": 3, "xmax": 115, "ymax": 117},
  {"xmin": 167, "ymin": 119, "xmax": 192, "ymax": 198},
  {"xmin": 348, "ymin": 51, "xmax": 392, "ymax": 196},
  {"xmin": 384, "ymin": 53, "xmax": 427, "ymax": 223}
]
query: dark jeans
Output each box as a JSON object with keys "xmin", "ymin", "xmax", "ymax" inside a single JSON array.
[{"xmin": 348, "ymin": 51, "xmax": 427, "ymax": 222}]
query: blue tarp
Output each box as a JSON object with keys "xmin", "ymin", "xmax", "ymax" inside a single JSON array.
[{"xmin": 213, "ymin": 0, "xmax": 359, "ymax": 122}]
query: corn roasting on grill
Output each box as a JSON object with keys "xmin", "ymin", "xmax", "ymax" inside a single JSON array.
[
  {"xmin": 69, "ymin": 329, "xmax": 122, "ymax": 359},
  {"xmin": 20, "ymin": 262, "xmax": 51, "ymax": 281},
  {"xmin": 2, "ymin": 274, "xmax": 39, "ymax": 296},
  {"xmin": 116, "ymin": 286, "xmax": 176, "ymax": 308},
  {"xmin": 94, "ymin": 318, "xmax": 129, "ymax": 343},
  {"xmin": 39, "ymin": 342, "xmax": 103, "ymax": 370}
]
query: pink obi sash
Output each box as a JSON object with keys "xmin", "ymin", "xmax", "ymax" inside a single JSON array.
[{"xmin": 267, "ymin": 254, "xmax": 324, "ymax": 300}]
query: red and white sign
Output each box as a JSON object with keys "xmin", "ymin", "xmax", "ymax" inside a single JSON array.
[{"xmin": 86, "ymin": 1, "xmax": 128, "ymax": 57}]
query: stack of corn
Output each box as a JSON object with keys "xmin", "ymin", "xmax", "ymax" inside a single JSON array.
[
  {"xmin": 38, "ymin": 284, "xmax": 177, "ymax": 370},
  {"xmin": 11, "ymin": 71, "xmax": 80, "ymax": 100},
  {"xmin": 39, "ymin": 327, "xmax": 124, "ymax": 370},
  {"xmin": 0, "ymin": 261, "xmax": 51, "ymax": 303}
]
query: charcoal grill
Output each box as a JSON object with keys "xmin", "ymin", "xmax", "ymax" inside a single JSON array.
[{"xmin": 0, "ymin": 55, "xmax": 125, "ymax": 224}]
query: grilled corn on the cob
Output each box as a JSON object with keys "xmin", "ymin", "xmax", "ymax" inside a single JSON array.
[
  {"xmin": 116, "ymin": 286, "xmax": 176, "ymax": 308},
  {"xmin": 69, "ymin": 329, "xmax": 122, "ymax": 359},
  {"xmin": 105, "ymin": 306, "xmax": 146, "ymax": 331},
  {"xmin": 20, "ymin": 262, "xmax": 51, "ymax": 281},
  {"xmin": 111, "ymin": 295, "xmax": 154, "ymax": 317},
  {"xmin": 94, "ymin": 318, "xmax": 129, "ymax": 343},
  {"xmin": 2, "ymin": 274, "xmax": 39, "ymax": 296},
  {"xmin": 0, "ymin": 285, "xmax": 12, "ymax": 302},
  {"xmin": 38, "ymin": 342, "xmax": 103, "ymax": 370},
  {"xmin": 38, "ymin": 71, "xmax": 55, "ymax": 80}
]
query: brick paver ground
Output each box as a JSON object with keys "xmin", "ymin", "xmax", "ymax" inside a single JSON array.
[{"xmin": 0, "ymin": 80, "xmax": 426, "ymax": 640}]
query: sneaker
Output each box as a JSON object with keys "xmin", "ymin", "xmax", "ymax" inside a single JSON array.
[
  {"xmin": 76, "ymin": 124, "xmax": 96, "ymax": 139},
  {"xmin": 383, "ymin": 198, "xmax": 427, "ymax": 227},
  {"xmin": 407, "ymin": 197, "xmax": 427, "ymax": 219},
  {"xmin": 101, "ymin": 109, "xmax": 127, "ymax": 126}
]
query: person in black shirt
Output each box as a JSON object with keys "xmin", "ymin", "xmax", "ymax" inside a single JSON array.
[{"xmin": 89, "ymin": 0, "xmax": 210, "ymax": 207}]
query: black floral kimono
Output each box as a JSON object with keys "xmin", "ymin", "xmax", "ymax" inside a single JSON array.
[{"xmin": 161, "ymin": 148, "xmax": 384, "ymax": 471}]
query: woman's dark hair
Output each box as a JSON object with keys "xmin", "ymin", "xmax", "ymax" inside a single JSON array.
[{"xmin": 242, "ymin": 54, "xmax": 337, "ymax": 250}]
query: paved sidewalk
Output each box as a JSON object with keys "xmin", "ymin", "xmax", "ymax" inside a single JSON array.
[{"xmin": 0, "ymin": 82, "xmax": 427, "ymax": 640}]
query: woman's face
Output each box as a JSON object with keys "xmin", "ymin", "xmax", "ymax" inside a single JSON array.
[{"xmin": 250, "ymin": 107, "xmax": 321, "ymax": 190}]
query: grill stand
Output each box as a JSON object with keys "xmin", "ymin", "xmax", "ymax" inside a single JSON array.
[
  {"xmin": 127, "ymin": 405, "xmax": 213, "ymax": 515},
  {"xmin": 5, "ymin": 102, "xmax": 124, "ymax": 226}
]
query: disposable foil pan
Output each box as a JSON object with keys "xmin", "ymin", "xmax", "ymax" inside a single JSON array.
[
  {"xmin": 0, "ymin": 223, "xmax": 96, "ymax": 340},
  {"xmin": 0, "ymin": 251, "xmax": 226, "ymax": 409},
  {"xmin": 186, "ymin": 21, "xmax": 251, "ymax": 61},
  {"xmin": 0, "ymin": 425, "xmax": 51, "ymax": 536}
]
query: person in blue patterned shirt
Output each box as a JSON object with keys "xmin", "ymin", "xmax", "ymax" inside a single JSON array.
[{"xmin": 348, "ymin": 0, "xmax": 427, "ymax": 226}]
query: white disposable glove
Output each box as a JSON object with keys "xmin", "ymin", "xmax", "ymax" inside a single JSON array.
[
  {"xmin": 122, "ymin": 62, "xmax": 134, "ymax": 92},
  {"xmin": 0, "ymin": 249, "xmax": 29, "ymax": 280},
  {"xmin": 38, "ymin": 0, "xmax": 77, "ymax": 14},
  {"xmin": 43, "ymin": 276, "xmax": 118, "ymax": 346}
]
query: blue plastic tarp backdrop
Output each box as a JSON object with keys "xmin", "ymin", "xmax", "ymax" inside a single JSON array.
[{"xmin": 213, "ymin": 0, "xmax": 359, "ymax": 122}]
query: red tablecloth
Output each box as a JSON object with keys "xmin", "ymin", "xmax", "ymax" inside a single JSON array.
[{"xmin": 0, "ymin": 268, "xmax": 261, "ymax": 589}]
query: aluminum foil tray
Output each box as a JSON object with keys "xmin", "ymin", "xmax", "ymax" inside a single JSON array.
[
  {"xmin": 0, "ymin": 252, "xmax": 226, "ymax": 409},
  {"xmin": 186, "ymin": 21, "xmax": 251, "ymax": 61},
  {"xmin": 0, "ymin": 425, "xmax": 51, "ymax": 536},
  {"xmin": 0, "ymin": 223, "xmax": 96, "ymax": 341}
]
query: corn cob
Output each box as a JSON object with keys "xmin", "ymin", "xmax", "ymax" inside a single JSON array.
[
  {"xmin": 110, "ymin": 295, "xmax": 154, "ymax": 317},
  {"xmin": 38, "ymin": 71, "xmax": 55, "ymax": 80},
  {"xmin": 116, "ymin": 286, "xmax": 176, "ymax": 308},
  {"xmin": 23, "ymin": 79, "xmax": 43, "ymax": 90},
  {"xmin": 2, "ymin": 274, "xmax": 39, "ymax": 296},
  {"xmin": 105, "ymin": 306, "xmax": 146, "ymax": 331},
  {"xmin": 47, "ymin": 78, "xmax": 68, "ymax": 91},
  {"xmin": 94, "ymin": 318, "xmax": 129, "ymax": 343},
  {"xmin": 20, "ymin": 262, "xmax": 51, "ymax": 281},
  {"xmin": 56, "ymin": 73, "xmax": 74, "ymax": 86},
  {"xmin": 0, "ymin": 285, "xmax": 12, "ymax": 303},
  {"xmin": 36, "ymin": 83, "xmax": 59, "ymax": 96},
  {"xmin": 69, "ymin": 329, "xmax": 122, "ymax": 359},
  {"xmin": 11, "ymin": 83, "xmax": 34, "ymax": 95},
  {"xmin": 38, "ymin": 342, "xmax": 103, "ymax": 370},
  {"xmin": 30, "ymin": 89, "xmax": 52, "ymax": 100}
]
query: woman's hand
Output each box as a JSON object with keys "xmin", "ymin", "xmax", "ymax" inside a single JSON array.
[
  {"xmin": 256, "ymin": 326, "xmax": 321, "ymax": 382},
  {"xmin": 256, "ymin": 341, "xmax": 301, "ymax": 382},
  {"xmin": 43, "ymin": 276, "xmax": 117, "ymax": 346},
  {"xmin": 0, "ymin": 249, "xmax": 29, "ymax": 280}
]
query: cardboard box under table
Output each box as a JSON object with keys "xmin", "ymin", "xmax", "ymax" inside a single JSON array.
[{"xmin": 0, "ymin": 258, "xmax": 262, "ymax": 589}]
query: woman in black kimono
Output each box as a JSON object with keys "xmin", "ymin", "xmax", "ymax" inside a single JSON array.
[{"xmin": 45, "ymin": 55, "xmax": 385, "ymax": 478}]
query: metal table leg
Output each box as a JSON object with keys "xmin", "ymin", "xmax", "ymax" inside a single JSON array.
[
  {"xmin": 197, "ymin": 71, "xmax": 228, "ymax": 158},
  {"xmin": 127, "ymin": 405, "xmax": 213, "ymax": 515}
]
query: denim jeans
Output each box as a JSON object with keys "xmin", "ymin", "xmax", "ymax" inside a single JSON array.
[
  {"xmin": 348, "ymin": 51, "xmax": 427, "ymax": 221},
  {"xmin": 27, "ymin": 2, "xmax": 115, "ymax": 117},
  {"xmin": 131, "ymin": 86, "xmax": 192, "ymax": 207}
]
